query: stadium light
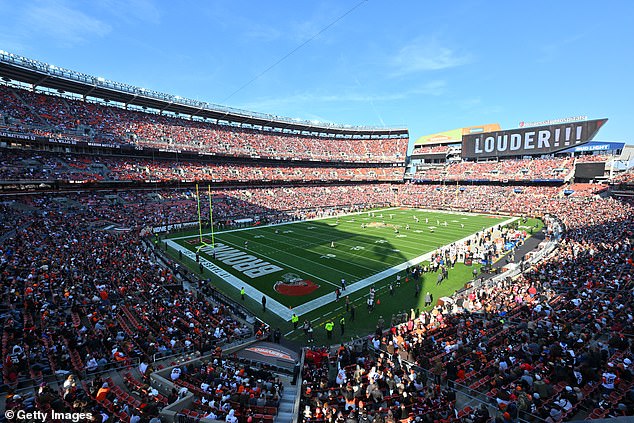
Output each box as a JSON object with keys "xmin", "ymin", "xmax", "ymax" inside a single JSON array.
[{"xmin": 97, "ymin": 76, "xmax": 105, "ymax": 82}]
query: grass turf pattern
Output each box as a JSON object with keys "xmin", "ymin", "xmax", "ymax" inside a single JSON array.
[{"xmin": 170, "ymin": 208, "xmax": 507, "ymax": 309}]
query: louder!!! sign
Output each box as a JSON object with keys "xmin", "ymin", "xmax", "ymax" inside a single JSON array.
[{"xmin": 461, "ymin": 118, "xmax": 607, "ymax": 159}]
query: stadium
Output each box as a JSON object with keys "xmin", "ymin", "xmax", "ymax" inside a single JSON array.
[{"xmin": 0, "ymin": 25, "xmax": 633, "ymax": 423}]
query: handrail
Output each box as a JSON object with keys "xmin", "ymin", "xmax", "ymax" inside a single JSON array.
[
  {"xmin": 291, "ymin": 348, "xmax": 305, "ymax": 423},
  {"xmin": 83, "ymin": 356, "xmax": 141, "ymax": 378},
  {"xmin": 152, "ymin": 347, "xmax": 200, "ymax": 364}
]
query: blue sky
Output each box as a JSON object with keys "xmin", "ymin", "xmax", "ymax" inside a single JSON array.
[{"xmin": 0, "ymin": 0, "xmax": 632, "ymax": 152}]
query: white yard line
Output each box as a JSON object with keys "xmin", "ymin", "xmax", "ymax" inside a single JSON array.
[
  {"xmin": 165, "ymin": 242, "xmax": 293, "ymax": 318},
  {"xmin": 226, "ymin": 226, "xmax": 404, "ymax": 273},
  {"xmin": 168, "ymin": 206, "xmax": 401, "ymax": 241},
  {"xmin": 166, "ymin": 215, "xmax": 518, "ymax": 321},
  {"xmin": 218, "ymin": 238, "xmax": 341, "ymax": 288},
  {"xmin": 221, "ymin": 229, "xmax": 380, "ymax": 276},
  {"xmin": 226, "ymin": 214, "xmax": 507, "ymax": 283},
  {"xmin": 287, "ymin": 216, "xmax": 518, "ymax": 317}
]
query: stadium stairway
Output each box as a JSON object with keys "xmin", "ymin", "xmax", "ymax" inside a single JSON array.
[
  {"xmin": 275, "ymin": 375, "xmax": 298, "ymax": 423},
  {"xmin": 476, "ymin": 226, "xmax": 546, "ymax": 281},
  {"xmin": 566, "ymin": 158, "xmax": 578, "ymax": 182},
  {"xmin": 10, "ymin": 88, "xmax": 48, "ymax": 126}
]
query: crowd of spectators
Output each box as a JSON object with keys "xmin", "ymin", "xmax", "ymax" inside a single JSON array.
[
  {"xmin": 6, "ymin": 184, "xmax": 396, "ymax": 230},
  {"xmin": 611, "ymin": 169, "xmax": 634, "ymax": 185},
  {"xmin": 2, "ymin": 81, "xmax": 633, "ymax": 422},
  {"xmin": 398, "ymin": 184, "xmax": 565, "ymax": 216},
  {"xmin": 1, "ymin": 178, "xmax": 632, "ymax": 422},
  {"xmin": 4, "ymin": 369, "xmax": 166, "ymax": 422},
  {"xmin": 0, "ymin": 148, "xmax": 405, "ymax": 184},
  {"xmin": 397, "ymin": 182, "xmax": 623, "ymax": 218},
  {"xmin": 0, "ymin": 193, "xmax": 253, "ymax": 421},
  {"xmin": 0, "ymin": 85, "xmax": 407, "ymax": 163},
  {"xmin": 9, "ymin": 157, "xmax": 606, "ymax": 229},
  {"xmin": 417, "ymin": 158, "xmax": 576, "ymax": 182},
  {"xmin": 172, "ymin": 356, "xmax": 283, "ymax": 422},
  {"xmin": 300, "ymin": 343, "xmax": 458, "ymax": 423},
  {"xmin": 1, "ymin": 146, "xmax": 619, "ymax": 188},
  {"xmin": 564, "ymin": 184, "xmax": 607, "ymax": 197},
  {"xmin": 574, "ymin": 155, "xmax": 610, "ymax": 163},
  {"xmin": 300, "ymin": 192, "xmax": 634, "ymax": 422},
  {"xmin": 0, "ymin": 88, "xmax": 34, "ymax": 124}
]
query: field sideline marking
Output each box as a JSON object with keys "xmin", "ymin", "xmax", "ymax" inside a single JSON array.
[
  {"xmin": 213, "ymin": 210, "xmax": 500, "ymax": 273},
  {"xmin": 165, "ymin": 211, "xmax": 517, "ymax": 321},
  {"xmin": 286, "ymin": 215, "xmax": 518, "ymax": 318},
  {"xmin": 165, "ymin": 241, "xmax": 294, "ymax": 317},
  {"xmin": 216, "ymin": 237, "xmax": 342, "ymax": 288},
  {"xmin": 220, "ymin": 228, "xmax": 382, "ymax": 275},
  {"xmin": 285, "ymin": 266, "xmax": 439, "ymax": 338},
  {"xmin": 167, "ymin": 206, "xmax": 401, "ymax": 241},
  {"xmin": 221, "ymin": 225, "xmax": 419, "ymax": 274}
]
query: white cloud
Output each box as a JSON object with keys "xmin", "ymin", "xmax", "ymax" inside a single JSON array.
[
  {"xmin": 389, "ymin": 37, "xmax": 470, "ymax": 76},
  {"xmin": 410, "ymin": 80, "xmax": 447, "ymax": 96},
  {"xmin": 97, "ymin": 0, "xmax": 161, "ymax": 25},
  {"xmin": 22, "ymin": 1, "xmax": 111, "ymax": 46},
  {"xmin": 237, "ymin": 80, "xmax": 446, "ymax": 113},
  {"xmin": 244, "ymin": 25, "xmax": 283, "ymax": 43},
  {"xmin": 538, "ymin": 33, "xmax": 585, "ymax": 63},
  {"xmin": 289, "ymin": 19, "xmax": 323, "ymax": 43}
]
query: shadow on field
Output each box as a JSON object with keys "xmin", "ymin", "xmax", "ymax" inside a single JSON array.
[{"xmin": 174, "ymin": 208, "xmax": 414, "ymax": 309}]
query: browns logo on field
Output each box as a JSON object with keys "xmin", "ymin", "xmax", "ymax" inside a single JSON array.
[{"xmin": 273, "ymin": 273, "xmax": 320, "ymax": 296}]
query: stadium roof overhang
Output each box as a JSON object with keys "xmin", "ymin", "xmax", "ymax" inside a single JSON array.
[{"xmin": 0, "ymin": 53, "xmax": 408, "ymax": 138}]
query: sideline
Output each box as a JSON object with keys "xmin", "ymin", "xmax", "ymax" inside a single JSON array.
[
  {"xmin": 168, "ymin": 206, "xmax": 400, "ymax": 241},
  {"xmin": 288, "ymin": 216, "xmax": 518, "ymax": 317},
  {"xmin": 165, "ymin": 215, "xmax": 518, "ymax": 321}
]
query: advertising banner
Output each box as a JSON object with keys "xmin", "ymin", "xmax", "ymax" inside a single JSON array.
[
  {"xmin": 461, "ymin": 119, "xmax": 607, "ymax": 159},
  {"xmin": 415, "ymin": 123, "xmax": 501, "ymax": 146}
]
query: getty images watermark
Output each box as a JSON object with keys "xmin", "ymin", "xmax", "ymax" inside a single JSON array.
[{"xmin": 5, "ymin": 409, "xmax": 94, "ymax": 422}]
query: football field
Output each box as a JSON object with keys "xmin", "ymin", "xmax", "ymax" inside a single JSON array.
[{"xmin": 165, "ymin": 207, "xmax": 512, "ymax": 322}]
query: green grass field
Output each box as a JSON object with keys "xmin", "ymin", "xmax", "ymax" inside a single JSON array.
[
  {"xmin": 170, "ymin": 208, "xmax": 507, "ymax": 306},
  {"xmin": 162, "ymin": 207, "xmax": 535, "ymax": 344}
]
